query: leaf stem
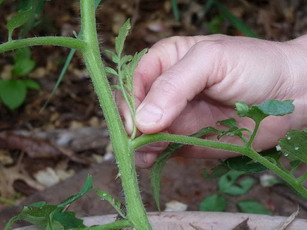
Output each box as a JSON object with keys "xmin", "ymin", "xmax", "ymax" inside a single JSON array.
[
  {"xmin": 0, "ymin": 37, "xmax": 86, "ymax": 53},
  {"xmin": 247, "ymin": 121, "xmax": 260, "ymax": 148},
  {"xmin": 76, "ymin": 219, "xmax": 132, "ymax": 230}
]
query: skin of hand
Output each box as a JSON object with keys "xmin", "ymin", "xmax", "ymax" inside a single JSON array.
[{"xmin": 117, "ymin": 34, "xmax": 307, "ymax": 168}]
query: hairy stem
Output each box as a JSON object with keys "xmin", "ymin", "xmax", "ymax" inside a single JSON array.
[
  {"xmin": 132, "ymin": 133, "xmax": 307, "ymax": 198},
  {"xmin": 79, "ymin": 0, "xmax": 151, "ymax": 229},
  {"xmin": 0, "ymin": 37, "xmax": 85, "ymax": 53}
]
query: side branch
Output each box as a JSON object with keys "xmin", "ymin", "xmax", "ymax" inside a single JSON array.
[
  {"xmin": 131, "ymin": 133, "xmax": 248, "ymax": 154},
  {"xmin": 0, "ymin": 37, "xmax": 86, "ymax": 53}
]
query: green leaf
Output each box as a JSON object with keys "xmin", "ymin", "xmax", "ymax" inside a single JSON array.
[
  {"xmin": 40, "ymin": 0, "xmax": 103, "ymax": 112},
  {"xmin": 256, "ymin": 99, "xmax": 294, "ymax": 116},
  {"xmin": 215, "ymin": 1, "xmax": 258, "ymax": 38},
  {"xmin": 0, "ymin": 0, "xmax": 6, "ymax": 4},
  {"xmin": 105, "ymin": 67, "xmax": 119, "ymax": 76},
  {"xmin": 12, "ymin": 48, "xmax": 36, "ymax": 76},
  {"xmin": 23, "ymin": 79, "xmax": 40, "ymax": 90},
  {"xmin": 235, "ymin": 100, "xmax": 294, "ymax": 123},
  {"xmin": 171, "ymin": 0, "xmax": 180, "ymax": 21},
  {"xmin": 58, "ymin": 175, "xmax": 93, "ymax": 207},
  {"xmin": 279, "ymin": 130, "xmax": 307, "ymax": 164},
  {"xmin": 0, "ymin": 79, "xmax": 27, "ymax": 110},
  {"xmin": 6, "ymin": 8, "xmax": 33, "ymax": 41},
  {"xmin": 225, "ymin": 156, "xmax": 267, "ymax": 173},
  {"xmin": 53, "ymin": 210, "xmax": 85, "ymax": 229},
  {"xmin": 96, "ymin": 190, "xmax": 126, "ymax": 218},
  {"xmin": 151, "ymin": 127, "xmax": 219, "ymax": 211},
  {"xmin": 115, "ymin": 19, "xmax": 131, "ymax": 57},
  {"xmin": 204, "ymin": 163, "xmax": 230, "ymax": 179},
  {"xmin": 237, "ymin": 200, "xmax": 272, "ymax": 215},
  {"xmin": 199, "ymin": 194, "xmax": 227, "ymax": 212},
  {"xmin": 218, "ymin": 171, "xmax": 254, "ymax": 195}
]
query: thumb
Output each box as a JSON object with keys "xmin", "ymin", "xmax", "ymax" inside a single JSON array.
[{"xmin": 135, "ymin": 41, "xmax": 222, "ymax": 134}]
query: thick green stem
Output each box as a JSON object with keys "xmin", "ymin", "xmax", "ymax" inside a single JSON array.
[
  {"xmin": 132, "ymin": 133, "xmax": 307, "ymax": 198},
  {"xmin": 0, "ymin": 37, "xmax": 85, "ymax": 53},
  {"xmin": 79, "ymin": 1, "xmax": 151, "ymax": 229}
]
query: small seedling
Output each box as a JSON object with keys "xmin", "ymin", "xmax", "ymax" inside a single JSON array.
[{"xmin": 199, "ymin": 170, "xmax": 271, "ymax": 215}]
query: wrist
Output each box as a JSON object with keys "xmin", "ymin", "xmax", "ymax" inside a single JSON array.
[{"xmin": 281, "ymin": 35, "xmax": 307, "ymax": 131}]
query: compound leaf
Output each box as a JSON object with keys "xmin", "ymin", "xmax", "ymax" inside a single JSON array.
[
  {"xmin": 115, "ymin": 19, "xmax": 131, "ymax": 57},
  {"xmin": 279, "ymin": 130, "xmax": 307, "ymax": 164},
  {"xmin": 237, "ymin": 200, "xmax": 272, "ymax": 215},
  {"xmin": 199, "ymin": 194, "xmax": 227, "ymax": 212}
]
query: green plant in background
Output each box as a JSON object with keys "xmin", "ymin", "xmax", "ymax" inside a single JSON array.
[
  {"xmin": 1, "ymin": 0, "xmax": 306, "ymax": 229},
  {"xmin": 0, "ymin": 0, "xmax": 45, "ymax": 109},
  {"xmin": 199, "ymin": 170, "xmax": 271, "ymax": 215},
  {"xmin": 170, "ymin": 0, "xmax": 258, "ymax": 37}
]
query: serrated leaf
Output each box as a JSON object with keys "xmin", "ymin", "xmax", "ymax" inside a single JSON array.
[
  {"xmin": 96, "ymin": 190, "xmax": 126, "ymax": 218},
  {"xmin": 225, "ymin": 156, "xmax": 267, "ymax": 173},
  {"xmin": 279, "ymin": 130, "xmax": 307, "ymax": 164},
  {"xmin": 128, "ymin": 48, "xmax": 147, "ymax": 77},
  {"xmin": 0, "ymin": 79, "xmax": 27, "ymax": 110},
  {"xmin": 237, "ymin": 200, "xmax": 272, "ymax": 215},
  {"xmin": 58, "ymin": 175, "xmax": 93, "ymax": 207},
  {"xmin": 218, "ymin": 171, "xmax": 254, "ymax": 195},
  {"xmin": 115, "ymin": 19, "xmax": 131, "ymax": 56},
  {"xmin": 204, "ymin": 163, "xmax": 230, "ymax": 179},
  {"xmin": 199, "ymin": 194, "xmax": 227, "ymax": 212},
  {"xmin": 6, "ymin": 8, "xmax": 33, "ymax": 40},
  {"xmin": 151, "ymin": 127, "xmax": 219, "ymax": 211}
]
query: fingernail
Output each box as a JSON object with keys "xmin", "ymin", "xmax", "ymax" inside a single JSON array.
[{"xmin": 136, "ymin": 104, "xmax": 163, "ymax": 125}]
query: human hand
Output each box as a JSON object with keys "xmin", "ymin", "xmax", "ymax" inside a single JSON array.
[{"xmin": 118, "ymin": 34, "xmax": 307, "ymax": 168}]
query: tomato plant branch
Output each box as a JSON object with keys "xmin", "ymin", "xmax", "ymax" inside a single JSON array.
[
  {"xmin": 0, "ymin": 37, "xmax": 86, "ymax": 53},
  {"xmin": 132, "ymin": 133, "xmax": 307, "ymax": 198},
  {"xmin": 76, "ymin": 219, "xmax": 131, "ymax": 230},
  {"xmin": 79, "ymin": 0, "xmax": 151, "ymax": 229}
]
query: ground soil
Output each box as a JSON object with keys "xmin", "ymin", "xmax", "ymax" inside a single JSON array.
[{"xmin": 0, "ymin": 0, "xmax": 306, "ymax": 229}]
